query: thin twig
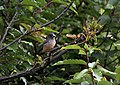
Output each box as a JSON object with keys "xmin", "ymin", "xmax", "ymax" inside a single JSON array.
[{"xmin": 0, "ymin": 11, "xmax": 18, "ymax": 46}]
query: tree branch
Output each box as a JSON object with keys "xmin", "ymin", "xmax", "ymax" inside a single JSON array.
[
  {"xmin": 0, "ymin": 31, "xmax": 28, "ymax": 51},
  {"xmin": 0, "ymin": 0, "xmax": 74, "ymax": 51},
  {"xmin": 0, "ymin": 29, "xmax": 84, "ymax": 83},
  {"xmin": 0, "ymin": 49, "xmax": 68, "ymax": 83}
]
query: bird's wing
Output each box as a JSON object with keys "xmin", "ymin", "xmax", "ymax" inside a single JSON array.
[{"xmin": 37, "ymin": 38, "xmax": 48, "ymax": 53}]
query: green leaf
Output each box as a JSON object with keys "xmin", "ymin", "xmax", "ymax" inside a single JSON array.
[
  {"xmin": 20, "ymin": 23, "xmax": 31, "ymax": 30},
  {"xmin": 42, "ymin": 27, "xmax": 58, "ymax": 33},
  {"xmin": 37, "ymin": 0, "xmax": 46, "ymax": 5},
  {"xmin": 52, "ymin": 0, "xmax": 67, "ymax": 5},
  {"xmin": 97, "ymin": 80, "xmax": 112, "ymax": 85},
  {"xmin": 9, "ymin": 28, "xmax": 21, "ymax": 38},
  {"xmin": 61, "ymin": 45, "xmax": 81, "ymax": 50},
  {"xmin": 97, "ymin": 65, "xmax": 117, "ymax": 75},
  {"xmin": 53, "ymin": 59, "xmax": 87, "ymax": 66},
  {"xmin": 105, "ymin": 0, "xmax": 118, "ymax": 9},
  {"xmin": 114, "ymin": 40, "xmax": 120, "ymax": 50},
  {"xmin": 0, "ymin": 6, "xmax": 4, "ymax": 10},
  {"xmin": 105, "ymin": 4, "xmax": 114, "ymax": 9},
  {"xmin": 70, "ymin": 6, "xmax": 78, "ymax": 15},
  {"xmin": 73, "ymin": 69, "xmax": 88, "ymax": 79},
  {"xmin": 88, "ymin": 60, "xmax": 99, "ymax": 68},
  {"xmin": 84, "ymin": 44, "xmax": 95, "ymax": 54},
  {"xmin": 21, "ymin": 0, "xmax": 36, "ymax": 6},
  {"xmin": 93, "ymin": 47, "xmax": 102, "ymax": 53},
  {"xmin": 84, "ymin": 43, "xmax": 89, "ymax": 50},
  {"xmin": 79, "ymin": 49, "xmax": 86, "ymax": 55},
  {"xmin": 92, "ymin": 69, "xmax": 102, "ymax": 81},
  {"xmin": 21, "ymin": 41, "xmax": 33, "ymax": 46},
  {"xmin": 115, "ymin": 66, "xmax": 120, "ymax": 81},
  {"xmin": 7, "ymin": 44, "xmax": 18, "ymax": 52}
]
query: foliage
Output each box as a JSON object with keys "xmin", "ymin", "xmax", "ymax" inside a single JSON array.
[{"xmin": 0, "ymin": 0, "xmax": 120, "ymax": 85}]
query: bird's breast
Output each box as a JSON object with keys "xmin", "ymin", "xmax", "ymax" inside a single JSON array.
[{"xmin": 42, "ymin": 39, "xmax": 56, "ymax": 52}]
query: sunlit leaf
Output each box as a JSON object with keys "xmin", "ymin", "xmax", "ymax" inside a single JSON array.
[
  {"xmin": 115, "ymin": 66, "xmax": 120, "ymax": 81},
  {"xmin": 99, "ymin": 8, "xmax": 105, "ymax": 15},
  {"xmin": 105, "ymin": 4, "xmax": 114, "ymax": 9},
  {"xmin": 78, "ymin": 49, "xmax": 86, "ymax": 55},
  {"xmin": 28, "ymin": 6, "xmax": 34, "ymax": 12},
  {"xmin": 61, "ymin": 45, "xmax": 81, "ymax": 50},
  {"xmin": 92, "ymin": 69, "xmax": 102, "ymax": 81},
  {"xmin": 0, "ymin": 6, "xmax": 4, "ymax": 10},
  {"xmin": 52, "ymin": 0, "xmax": 67, "ymax": 5},
  {"xmin": 84, "ymin": 43, "xmax": 89, "ymax": 50},
  {"xmin": 105, "ymin": 0, "xmax": 118, "ymax": 9},
  {"xmin": 70, "ymin": 6, "xmax": 78, "ymax": 15},
  {"xmin": 73, "ymin": 69, "xmax": 88, "ymax": 79},
  {"xmin": 97, "ymin": 65, "xmax": 117, "ymax": 75},
  {"xmin": 20, "ymin": 23, "xmax": 31, "ymax": 30},
  {"xmin": 42, "ymin": 27, "xmax": 58, "ymax": 33},
  {"xmin": 88, "ymin": 60, "xmax": 99, "ymax": 68},
  {"xmin": 21, "ymin": 41, "xmax": 33, "ymax": 46},
  {"xmin": 93, "ymin": 47, "xmax": 102, "ymax": 52}
]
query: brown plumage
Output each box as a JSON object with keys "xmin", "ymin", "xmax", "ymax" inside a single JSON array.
[{"xmin": 37, "ymin": 33, "xmax": 56, "ymax": 55}]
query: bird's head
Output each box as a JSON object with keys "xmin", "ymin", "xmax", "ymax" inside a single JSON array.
[{"xmin": 47, "ymin": 33, "xmax": 56, "ymax": 39}]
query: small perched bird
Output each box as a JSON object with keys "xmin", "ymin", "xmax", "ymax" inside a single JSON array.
[
  {"xmin": 38, "ymin": 33, "xmax": 56, "ymax": 55},
  {"xmin": 42, "ymin": 33, "xmax": 56, "ymax": 53}
]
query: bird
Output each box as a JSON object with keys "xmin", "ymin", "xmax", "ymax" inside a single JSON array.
[{"xmin": 37, "ymin": 32, "xmax": 56, "ymax": 55}]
